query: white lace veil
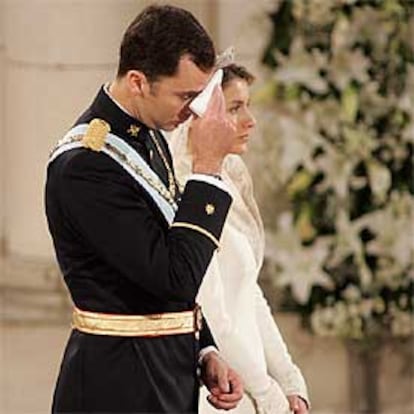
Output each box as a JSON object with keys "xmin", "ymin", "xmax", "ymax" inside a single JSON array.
[{"xmin": 169, "ymin": 122, "xmax": 265, "ymax": 270}]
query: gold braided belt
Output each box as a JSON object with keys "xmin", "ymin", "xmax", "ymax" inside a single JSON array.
[{"xmin": 72, "ymin": 305, "xmax": 203, "ymax": 337}]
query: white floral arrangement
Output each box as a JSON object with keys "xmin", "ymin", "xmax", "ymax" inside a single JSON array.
[{"xmin": 255, "ymin": 0, "xmax": 414, "ymax": 339}]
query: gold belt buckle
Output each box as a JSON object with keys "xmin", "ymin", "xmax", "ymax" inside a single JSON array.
[{"xmin": 194, "ymin": 304, "xmax": 203, "ymax": 339}]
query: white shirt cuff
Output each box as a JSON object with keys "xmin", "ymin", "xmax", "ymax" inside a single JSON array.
[
  {"xmin": 198, "ymin": 346, "xmax": 219, "ymax": 365},
  {"xmin": 189, "ymin": 174, "xmax": 230, "ymax": 194}
]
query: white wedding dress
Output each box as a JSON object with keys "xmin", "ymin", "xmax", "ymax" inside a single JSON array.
[{"xmin": 169, "ymin": 125, "xmax": 309, "ymax": 414}]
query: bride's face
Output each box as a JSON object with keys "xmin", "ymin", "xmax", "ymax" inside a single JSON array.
[{"xmin": 223, "ymin": 78, "xmax": 256, "ymax": 154}]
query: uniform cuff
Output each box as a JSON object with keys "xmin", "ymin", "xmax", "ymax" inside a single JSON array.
[
  {"xmin": 198, "ymin": 346, "xmax": 219, "ymax": 365},
  {"xmin": 173, "ymin": 180, "xmax": 232, "ymax": 247},
  {"xmin": 189, "ymin": 174, "xmax": 230, "ymax": 194}
]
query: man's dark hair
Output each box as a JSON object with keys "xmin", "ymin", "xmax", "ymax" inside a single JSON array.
[
  {"xmin": 117, "ymin": 5, "xmax": 215, "ymax": 81},
  {"xmin": 222, "ymin": 64, "xmax": 255, "ymax": 88}
]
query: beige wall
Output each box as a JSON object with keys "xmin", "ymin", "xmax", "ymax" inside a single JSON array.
[
  {"xmin": 141, "ymin": 0, "xmax": 217, "ymax": 34},
  {"xmin": 3, "ymin": 0, "xmax": 143, "ymax": 258}
]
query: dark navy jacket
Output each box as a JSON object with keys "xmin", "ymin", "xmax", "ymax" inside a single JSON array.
[{"xmin": 46, "ymin": 86, "xmax": 232, "ymax": 413}]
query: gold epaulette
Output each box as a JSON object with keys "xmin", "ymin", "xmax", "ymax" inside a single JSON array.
[{"xmin": 82, "ymin": 118, "xmax": 111, "ymax": 151}]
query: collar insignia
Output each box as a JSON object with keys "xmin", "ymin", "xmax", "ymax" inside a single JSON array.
[{"xmin": 127, "ymin": 124, "xmax": 140, "ymax": 137}]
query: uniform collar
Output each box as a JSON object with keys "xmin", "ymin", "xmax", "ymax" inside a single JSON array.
[{"xmin": 90, "ymin": 85, "xmax": 147, "ymax": 141}]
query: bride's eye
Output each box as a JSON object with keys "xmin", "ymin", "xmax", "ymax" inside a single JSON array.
[{"xmin": 229, "ymin": 105, "xmax": 241, "ymax": 114}]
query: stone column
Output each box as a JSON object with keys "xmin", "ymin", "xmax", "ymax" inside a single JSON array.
[
  {"xmin": 215, "ymin": 0, "xmax": 273, "ymax": 76},
  {"xmin": 0, "ymin": 0, "xmax": 5, "ymax": 252},
  {"xmin": 3, "ymin": 0, "xmax": 146, "ymax": 259}
]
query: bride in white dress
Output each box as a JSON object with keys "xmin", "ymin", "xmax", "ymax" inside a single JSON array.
[{"xmin": 169, "ymin": 64, "xmax": 310, "ymax": 414}]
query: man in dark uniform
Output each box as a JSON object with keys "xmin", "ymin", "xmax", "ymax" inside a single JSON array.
[{"xmin": 45, "ymin": 4, "xmax": 243, "ymax": 414}]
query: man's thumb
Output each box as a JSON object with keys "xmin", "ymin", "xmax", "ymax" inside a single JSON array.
[{"xmin": 218, "ymin": 371, "xmax": 230, "ymax": 393}]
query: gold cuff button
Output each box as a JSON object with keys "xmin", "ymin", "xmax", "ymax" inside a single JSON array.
[{"xmin": 205, "ymin": 204, "xmax": 215, "ymax": 215}]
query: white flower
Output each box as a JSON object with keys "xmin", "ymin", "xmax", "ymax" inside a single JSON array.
[
  {"xmin": 359, "ymin": 81, "xmax": 395, "ymax": 125},
  {"xmin": 315, "ymin": 125, "xmax": 378, "ymax": 199},
  {"xmin": 274, "ymin": 38, "xmax": 328, "ymax": 93},
  {"xmin": 391, "ymin": 309, "xmax": 414, "ymax": 337},
  {"xmin": 398, "ymin": 295, "xmax": 409, "ymax": 309},
  {"xmin": 342, "ymin": 124, "xmax": 378, "ymax": 160},
  {"xmin": 373, "ymin": 297, "xmax": 386, "ymax": 313},
  {"xmin": 355, "ymin": 191, "xmax": 414, "ymax": 275},
  {"xmin": 359, "ymin": 299, "xmax": 373, "ymax": 318},
  {"xmin": 351, "ymin": 6, "xmax": 396, "ymax": 60},
  {"xmin": 331, "ymin": 15, "xmax": 352, "ymax": 51},
  {"xmin": 269, "ymin": 110, "xmax": 323, "ymax": 183},
  {"xmin": 266, "ymin": 212, "xmax": 333, "ymax": 304},
  {"xmin": 366, "ymin": 160, "xmax": 392, "ymax": 204},
  {"xmin": 311, "ymin": 307, "xmax": 338, "ymax": 336},
  {"xmin": 398, "ymin": 64, "xmax": 414, "ymax": 120},
  {"xmin": 329, "ymin": 209, "xmax": 374, "ymax": 287},
  {"xmin": 328, "ymin": 48, "xmax": 371, "ymax": 91},
  {"xmin": 311, "ymin": 98, "xmax": 342, "ymax": 138},
  {"xmin": 293, "ymin": 0, "xmax": 337, "ymax": 26},
  {"xmin": 315, "ymin": 145, "xmax": 355, "ymax": 199},
  {"xmin": 342, "ymin": 285, "xmax": 361, "ymax": 302},
  {"xmin": 348, "ymin": 303, "xmax": 360, "ymax": 318},
  {"xmin": 310, "ymin": 301, "xmax": 365, "ymax": 338}
]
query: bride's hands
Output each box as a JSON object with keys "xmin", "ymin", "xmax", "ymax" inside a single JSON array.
[
  {"xmin": 250, "ymin": 378, "xmax": 291, "ymax": 414},
  {"xmin": 287, "ymin": 395, "xmax": 309, "ymax": 414}
]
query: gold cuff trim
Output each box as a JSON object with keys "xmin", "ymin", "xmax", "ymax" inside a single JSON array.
[
  {"xmin": 171, "ymin": 222, "xmax": 220, "ymax": 249},
  {"xmin": 72, "ymin": 306, "xmax": 202, "ymax": 337}
]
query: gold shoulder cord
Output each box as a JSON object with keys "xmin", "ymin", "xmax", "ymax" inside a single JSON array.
[
  {"xmin": 148, "ymin": 130, "xmax": 177, "ymax": 199},
  {"xmin": 49, "ymin": 120, "xmax": 177, "ymax": 208}
]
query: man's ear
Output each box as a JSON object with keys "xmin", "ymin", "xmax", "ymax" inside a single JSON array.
[{"xmin": 126, "ymin": 70, "xmax": 149, "ymax": 96}]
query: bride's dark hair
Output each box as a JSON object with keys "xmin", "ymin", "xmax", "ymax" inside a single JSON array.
[{"xmin": 222, "ymin": 64, "xmax": 255, "ymax": 88}]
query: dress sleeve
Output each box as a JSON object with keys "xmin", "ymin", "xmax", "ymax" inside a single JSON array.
[
  {"xmin": 254, "ymin": 284, "xmax": 310, "ymax": 405},
  {"xmin": 197, "ymin": 257, "xmax": 273, "ymax": 398}
]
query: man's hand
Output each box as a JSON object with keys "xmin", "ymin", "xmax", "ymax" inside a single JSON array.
[
  {"xmin": 200, "ymin": 351, "xmax": 243, "ymax": 410},
  {"xmin": 287, "ymin": 395, "xmax": 309, "ymax": 414},
  {"xmin": 190, "ymin": 86, "xmax": 237, "ymax": 176}
]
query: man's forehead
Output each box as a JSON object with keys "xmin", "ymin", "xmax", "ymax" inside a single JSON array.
[{"xmin": 160, "ymin": 55, "xmax": 213, "ymax": 92}]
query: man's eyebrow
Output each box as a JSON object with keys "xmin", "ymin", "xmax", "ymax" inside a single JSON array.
[{"xmin": 176, "ymin": 90, "xmax": 202, "ymax": 98}]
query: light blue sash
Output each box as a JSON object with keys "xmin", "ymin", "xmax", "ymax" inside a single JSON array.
[{"xmin": 49, "ymin": 124, "xmax": 178, "ymax": 224}]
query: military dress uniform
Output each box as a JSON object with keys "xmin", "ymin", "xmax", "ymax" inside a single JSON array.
[{"xmin": 45, "ymin": 86, "xmax": 232, "ymax": 413}]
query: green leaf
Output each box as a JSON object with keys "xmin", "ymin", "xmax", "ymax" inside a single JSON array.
[{"xmin": 341, "ymin": 84, "xmax": 359, "ymax": 123}]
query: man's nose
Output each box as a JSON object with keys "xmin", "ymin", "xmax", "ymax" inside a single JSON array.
[{"xmin": 180, "ymin": 106, "xmax": 193, "ymax": 121}]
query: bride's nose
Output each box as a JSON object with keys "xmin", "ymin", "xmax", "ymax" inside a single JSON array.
[{"xmin": 242, "ymin": 108, "xmax": 256, "ymax": 129}]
